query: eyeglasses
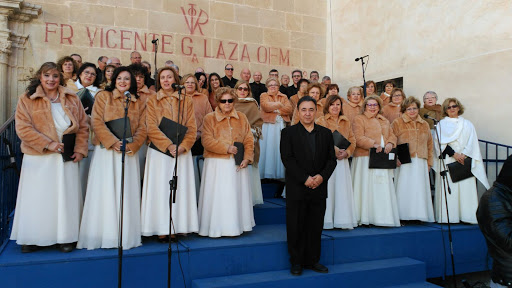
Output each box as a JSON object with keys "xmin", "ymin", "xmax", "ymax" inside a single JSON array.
[
  {"xmin": 366, "ymin": 103, "xmax": 379, "ymax": 107},
  {"xmin": 84, "ymin": 71, "xmax": 97, "ymax": 77},
  {"xmin": 392, "ymin": 94, "xmax": 403, "ymax": 98},
  {"xmin": 237, "ymin": 87, "xmax": 249, "ymax": 91},
  {"xmin": 268, "ymin": 84, "xmax": 279, "ymax": 87},
  {"xmin": 447, "ymin": 104, "xmax": 459, "ymax": 110},
  {"xmin": 225, "ymin": 68, "xmax": 234, "ymax": 71},
  {"xmin": 406, "ymin": 107, "xmax": 419, "ymax": 112},
  {"xmin": 219, "ymin": 99, "xmax": 234, "ymax": 103}
]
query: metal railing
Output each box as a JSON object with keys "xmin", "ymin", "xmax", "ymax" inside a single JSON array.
[
  {"xmin": 0, "ymin": 114, "xmax": 22, "ymax": 249},
  {"xmin": 479, "ymin": 139, "xmax": 512, "ymax": 185}
]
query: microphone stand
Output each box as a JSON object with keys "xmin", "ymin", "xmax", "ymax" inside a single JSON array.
[
  {"xmin": 153, "ymin": 39, "xmax": 159, "ymax": 91},
  {"xmin": 118, "ymin": 93, "xmax": 131, "ymax": 288},
  {"xmin": 359, "ymin": 57, "xmax": 367, "ymax": 98},
  {"xmin": 168, "ymin": 86, "xmax": 184, "ymax": 288},
  {"xmin": 433, "ymin": 120, "xmax": 457, "ymax": 288}
]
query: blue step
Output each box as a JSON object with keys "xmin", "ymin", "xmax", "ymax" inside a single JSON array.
[
  {"xmin": 261, "ymin": 183, "xmax": 280, "ymax": 198},
  {"xmin": 191, "ymin": 257, "xmax": 427, "ymax": 288},
  {"xmin": 383, "ymin": 282, "xmax": 442, "ymax": 287},
  {"xmin": 253, "ymin": 200, "xmax": 286, "ymax": 225}
]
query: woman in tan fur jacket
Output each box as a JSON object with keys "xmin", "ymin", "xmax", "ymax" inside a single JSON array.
[
  {"xmin": 391, "ymin": 96, "xmax": 434, "ymax": 223},
  {"xmin": 351, "ymin": 95, "xmax": 400, "ymax": 227},
  {"xmin": 11, "ymin": 62, "xmax": 89, "ymax": 253},
  {"xmin": 141, "ymin": 67, "xmax": 199, "ymax": 242},
  {"xmin": 316, "ymin": 95, "xmax": 357, "ymax": 230},
  {"xmin": 198, "ymin": 87, "xmax": 255, "ymax": 238},
  {"xmin": 78, "ymin": 67, "xmax": 146, "ymax": 250}
]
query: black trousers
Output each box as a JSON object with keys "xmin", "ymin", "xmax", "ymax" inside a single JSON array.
[{"xmin": 286, "ymin": 196, "xmax": 326, "ymax": 265}]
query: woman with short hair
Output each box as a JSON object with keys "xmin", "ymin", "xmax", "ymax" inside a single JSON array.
[
  {"xmin": 57, "ymin": 56, "xmax": 79, "ymax": 92},
  {"xmin": 198, "ymin": 87, "xmax": 255, "ymax": 237},
  {"xmin": 382, "ymin": 88, "xmax": 405, "ymax": 124},
  {"xmin": 316, "ymin": 95, "xmax": 357, "ymax": 229},
  {"xmin": 141, "ymin": 67, "xmax": 198, "ymax": 242},
  {"xmin": 259, "ymin": 77, "xmax": 292, "ymax": 180},
  {"xmin": 234, "ymin": 80, "xmax": 264, "ymax": 205},
  {"xmin": 351, "ymin": 95, "xmax": 399, "ymax": 227},
  {"xmin": 78, "ymin": 67, "xmax": 146, "ymax": 250},
  {"xmin": 365, "ymin": 80, "xmax": 378, "ymax": 98},
  {"xmin": 326, "ymin": 84, "xmax": 340, "ymax": 97},
  {"xmin": 11, "ymin": 62, "xmax": 89, "ymax": 253},
  {"xmin": 380, "ymin": 80, "xmax": 396, "ymax": 105},
  {"xmin": 342, "ymin": 86, "xmax": 363, "ymax": 123},
  {"xmin": 392, "ymin": 96, "xmax": 434, "ymax": 222},
  {"xmin": 434, "ymin": 98, "xmax": 490, "ymax": 224}
]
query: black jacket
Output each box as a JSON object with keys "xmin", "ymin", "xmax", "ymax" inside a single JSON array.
[
  {"xmin": 280, "ymin": 123, "xmax": 336, "ymax": 201},
  {"xmin": 477, "ymin": 182, "xmax": 512, "ymax": 286}
]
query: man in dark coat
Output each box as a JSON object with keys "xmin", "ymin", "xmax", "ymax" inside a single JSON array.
[
  {"xmin": 280, "ymin": 96, "xmax": 337, "ymax": 276},
  {"xmin": 477, "ymin": 155, "xmax": 512, "ymax": 288}
]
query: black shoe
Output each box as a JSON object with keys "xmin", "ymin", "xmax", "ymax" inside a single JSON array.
[
  {"xmin": 290, "ymin": 264, "xmax": 302, "ymax": 276},
  {"xmin": 304, "ymin": 263, "xmax": 328, "ymax": 273},
  {"xmin": 158, "ymin": 236, "xmax": 169, "ymax": 243},
  {"xmin": 59, "ymin": 243, "xmax": 75, "ymax": 253},
  {"xmin": 21, "ymin": 245, "xmax": 41, "ymax": 253}
]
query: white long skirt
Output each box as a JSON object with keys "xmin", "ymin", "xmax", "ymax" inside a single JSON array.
[
  {"xmin": 11, "ymin": 154, "xmax": 83, "ymax": 246},
  {"xmin": 79, "ymin": 150, "xmax": 94, "ymax": 201},
  {"xmin": 249, "ymin": 165, "xmax": 264, "ymax": 205},
  {"xmin": 77, "ymin": 146, "xmax": 142, "ymax": 250},
  {"xmin": 141, "ymin": 149, "xmax": 198, "ymax": 236},
  {"xmin": 259, "ymin": 119, "xmax": 285, "ymax": 179},
  {"xmin": 351, "ymin": 156, "xmax": 400, "ymax": 227},
  {"xmin": 434, "ymin": 156, "xmax": 479, "ymax": 224},
  {"xmin": 324, "ymin": 158, "xmax": 357, "ymax": 229},
  {"xmin": 198, "ymin": 157, "xmax": 255, "ymax": 237},
  {"xmin": 395, "ymin": 157, "xmax": 434, "ymax": 222}
]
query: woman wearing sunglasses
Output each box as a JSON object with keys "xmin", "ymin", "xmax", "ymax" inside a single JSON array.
[
  {"xmin": 434, "ymin": 98, "xmax": 489, "ymax": 224},
  {"xmin": 234, "ymin": 80, "xmax": 264, "ymax": 205},
  {"xmin": 351, "ymin": 95, "xmax": 399, "ymax": 227},
  {"xmin": 198, "ymin": 87, "xmax": 255, "ymax": 237}
]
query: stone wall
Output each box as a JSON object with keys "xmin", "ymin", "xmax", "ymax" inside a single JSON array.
[{"xmin": 329, "ymin": 0, "xmax": 512, "ymax": 145}]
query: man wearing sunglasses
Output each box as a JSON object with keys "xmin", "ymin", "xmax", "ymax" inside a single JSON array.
[{"xmin": 222, "ymin": 64, "xmax": 238, "ymax": 88}]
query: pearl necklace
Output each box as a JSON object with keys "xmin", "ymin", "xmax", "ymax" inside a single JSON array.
[{"xmin": 50, "ymin": 92, "xmax": 59, "ymax": 103}]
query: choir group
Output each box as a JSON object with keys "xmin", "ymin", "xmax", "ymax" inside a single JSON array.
[{"xmin": 10, "ymin": 53, "xmax": 490, "ymax": 253}]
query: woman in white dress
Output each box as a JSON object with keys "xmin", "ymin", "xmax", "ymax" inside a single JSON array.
[
  {"xmin": 392, "ymin": 96, "xmax": 435, "ymax": 222},
  {"xmin": 198, "ymin": 87, "xmax": 255, "ymax": 237},
  {"xmin": 316, "ymin": 95, "xmax": 357, "ymax": 229},
  {"xmin": 141, "ymin": 67, "xmax": 198, "ymax": 242},
  {"xmin": 234, "ymin": 80, "xmax": 264, "ymax": 205},
  {"xmin": 75, "ymin": 62, "xmax": 101, "ymax": 200},
  {"xmin": 351, "ymin": 95, "xmax": 400, "ymax": 227},
  {"xmin": 434, "ymin": 98, "xmax": 490, "ymax": 224},
  {"xmin": 78, "ymin": 67, "xmax": 147, "ymax": 250},
  {"xmin": 11, "ymin": 62, "xmax": 89, "ymax": 253},
  {"xmin": 259, "ymin": 78, "xmax": 292, "ymax": 180}
]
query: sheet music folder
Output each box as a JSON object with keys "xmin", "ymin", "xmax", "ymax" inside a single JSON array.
[{"xmin": 149, "ymin": 117, "xmax": 188, "ymax": 158}]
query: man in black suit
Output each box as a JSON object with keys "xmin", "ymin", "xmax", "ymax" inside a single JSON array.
[{"xmin": 280, "ymin": 96, "xmax": 337, "ymax": 276}]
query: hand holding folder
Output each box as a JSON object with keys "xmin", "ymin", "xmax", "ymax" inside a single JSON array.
[
  {"xmin": 149, "ymin": 117, "xmax": 188, "ymax": 158},
  {"xmin": 61, "ymin": 134, "xmax": 76, "ymax": 162},
  {"xmin": 233, "ymin": 142, "xmax": 245, "ymax": 166},
  {"xmin": 332, "ymin": 130, "xmax": 351, "ymax": 150},
  {"xmin": 369, "ymin": 147, "xmax": 397, "ymax": 169},
  {"xmin": 77, "ymin": 88, "xmax": 95, "ymax": 115}
]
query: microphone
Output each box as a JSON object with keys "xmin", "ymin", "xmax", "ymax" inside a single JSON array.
[
  {"xmin": 172, "ymin": 83, "xmax": 185, "ymax": 89},
  {"xmin": 355, "ymin": 55, "xmax": 369, "ymax": 62},
  {"xmin": 124, "ymin": 91, "xmax": 132, "ymax": 100},
  {"xmin": 151, "ymin": 38, "xmax": 159, "ymax": 44},
  {"xmin": 423, "ymin": 114, "xmax": 439, "ymax": 123}
]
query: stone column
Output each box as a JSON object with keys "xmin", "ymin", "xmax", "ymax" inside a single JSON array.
[{"xmin": 0, "ymin": 10, "xmax": 12, "ymax": 123}]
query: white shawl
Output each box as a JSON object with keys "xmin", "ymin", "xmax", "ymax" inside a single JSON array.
[{"xmin": 433, "ymin": 116, "xmax": 490, "ymax": 189}]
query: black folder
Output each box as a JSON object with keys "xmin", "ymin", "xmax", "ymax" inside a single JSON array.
[
  {"xmin": 105, "ymin": 118, "xmax": 133, "ymax": 143},
  {"xmin": 447, "ymin": 157, "xmax": 473, "ymax": 183},
  {"xmin": 332, "ymin": 130, "xmax": 351, "ymax": 150},
  {"xmin": 61, "ymin": 133, "xmax": 76, "ymax": 162},
  {"xmin": 369, "ymin": 147, "xmax": 397, "ymax": 169},
  {"xmin": 396, "ymin": 143, "xmax": 412, "ymax": 164},
  {"xmin": 234, "ymin": 142, "xmax": 245, "ymax": 165},
  {"xmin": 148, "ymin": 117, "xmax": 188, "ymax": 158},
  {"xmin": 77, "ymin": 88, "xmax": 95, "ymax": 115}
]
